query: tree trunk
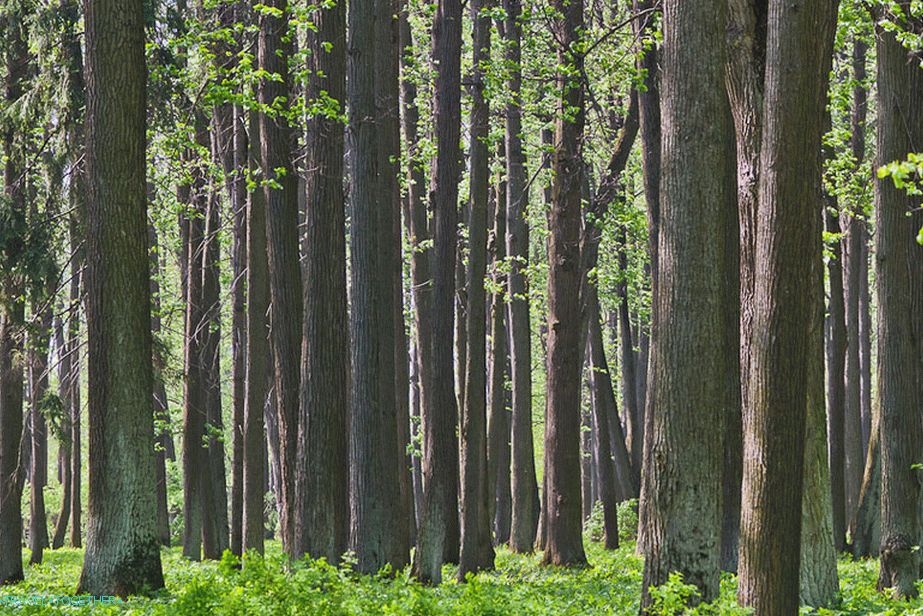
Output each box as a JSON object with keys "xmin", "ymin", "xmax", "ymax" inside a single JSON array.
[
  {"xmin": 243, "ymin": 109, "xmax": 269, "ymax": 556},
  {"xmin": 295, "ymin": 0, "xmax": 350, "ymax": 563},
  {"xmin": 349, "ymin": 0, "xmax": 407, "ymax": 575},
  {"xmin": 503, "ymin": 0, "xmax": 539, "ymax": 555},
  {"xmin": 78, "ymin": 0, "xmax": 165, "ymax": 594},
  {"xmin": 487, "ymin": 143, "xmax": 512, "ymax": 545},
  {"xmin": 541, "ymin": 0, "xmax": 587, "ymax": 568},
  {"xmin": 737, "ymin": 0, "xmax": 837, "ymax": 611},
  {"xmin": 149, "ymin": 224, "xmax": 172, "ymax": 548},
  {"xmin": 842, "ymin": 200, "xmax": 864, "ymax": 523},
  {"xmin": 825, "ymin": 204, "xmax": 848, "ymax": 552},
  {"xmin": 413, "ymin": 0, "xmax": 463, "ymax": 583},
  {"xmin": 0, "ymin": 11, "xmax": 27, "ymax": 586},
  {"xmin": 639, "ymin": 0, "xmax": 734, "ymax": 606},
  {"xmin": 28, "ymin": 308, "xmax": 52, "ymax": 565},
  {"xmin": 459, "ymin": 0, "xmax": 496, "ymax": 579},
  {"xmin": 258, "ymin": 0, "xmax": 303, "ymax": 554},
  {"xmin": 587, "ymin": 294, "xmax": 621, "ymax": 549},
  {"xmin": 850, "ymin": 410, "xmax": 880, "ymax": 558},
  {"xmin": 51, "ymin": 307, "xmax": 72, "ymax": 551},
  {"xmin": 874, "ymin": 16, "xmax": 923, "ymax": 600},
  {"xmin": 799, "ymin": 203, "xmax": 839, "ymax": 608}
]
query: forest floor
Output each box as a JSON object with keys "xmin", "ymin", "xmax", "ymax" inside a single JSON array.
[{"xmin": 1, "ymin": 536, "xmax": 920, "ymax": 615}]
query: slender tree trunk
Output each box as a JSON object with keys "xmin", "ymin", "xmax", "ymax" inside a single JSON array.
[
  {"xmin": 737, "ymin": 0, "xmax": 837, "ymax": 610},
  {"xmin": 413, "ymin": 0, "xmax": 463, "ymax": 583},
  {"xmin": 503, "ymin": 0, "xmax": 539, "ymax": 555},
  {"xmin": 587, "ymin": 293, "xmax": 621, "ymax": 549},
  {"xmin": 28, "ymin": 309, "xmax": 52, "ymax": 564},
  {"xmin": 51, "ymin": 309, "xmax": 72, "ymax": 551},
  {"xmin": 639, "ymin": 0, "xmax": 734, "ymax": 606},
  {"xmin": 842, "ymin": 200, "xmax": 864, "ymax": 523},
  {"xmin": 295, "ymin": 0, "xmax": 350, "ymax": 562},
  {"xmin": 616, "ymin": 230, "xmax": 641, "ymax": 474},
  {"xmin": 258, "ymin": 0, "xmax": 303, "ymax": 554},
  {"xmin": 243, "ymin": 110, "xmax": 269, "ymax": 556},
  {"xmin": 825, "ymin": 204, "xmax": 848, "ymax": 551},
  {"xmin": 459, "ymin": 0, "xmax": 496, "ymax": 578},
  {"xmin": 874, "ymin": 16, "xmax": 923, "ymax": 600},
  {"xmin": 487, "ymin": 144, "xmax": 511, "ymax": 545},
  {"xmin": 541, "ymin": 0, "xmax": 587, "ymax": 568},
  {"xmin": 78, "ymin": 0, "xmax": 165, "ymax": 593}
]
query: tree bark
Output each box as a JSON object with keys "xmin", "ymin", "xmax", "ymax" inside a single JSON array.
[
  {"xmin": 257, "ymin": 0, "xmax": 303, "ymax": 554},
  {"xmin": 458, "ymin": 0, "xmax": 496, "ymax": 579},
  {"xmin": 295, "ymin": 0, "xmax": 350, "ymax": 563},
  {"xmin": 874, "ymin": 15, "xmax": 923, "ymax": 600},
  {"xmin": 737, "ymin": 0, "xmax": 837, "ymax": 611},
  {"xmin": 850, "ymin": 409, "xmax": 880, "ymax": 558},
  {"xmin": 243, "ymin": 109, "xmax": 269, "ymax": 556},
  {"xmin": 349, "ymin": 0, "xmax": 407, "ymax": 575},
  {"xmin": 78, "ymin": 0, "xmax": 165, "ymax": 593},
  {"xmin": 28, "ymin": 309, "xmax": 52, "ymax": 564},
  {"xmin": 503, "ymin": 0, "xmax": 540, "ymax": 555},
  {"xmin": 413, "ymin": 0, "xmax": 464, "ymax": 583},
  {"xmin": 0, "ymin": 10, "xmax": 27, "ymax": 585},
  {"xmin": 541, "ymin": 0, "xmax": 587, "ymax": 568},
  {"xmin": 487, "ymin": 143, "xmax": 511, "ymax": 545},
  {"xmin": 824, "ymin": 202, "xmax": 848, "ymax": 552},
  {"xmin": 639, "ymin": 0, "xmax": 734, "ymax": 606}
]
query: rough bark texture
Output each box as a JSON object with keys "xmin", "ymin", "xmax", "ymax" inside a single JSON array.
[
  {"xmin": 874, "ymin": 17, "xmax": 923, "ymax": 600},
  {"xmin": 503, "ymin": 0, "xmax": 540, "ymax": 554},
  {"xmin": 850, "ymin": 409, "xmax": 880, "ymax": 558},
  {"xmin": 413, "ymin": 0, "xmax": 463, "ymax": 583},
  {"xmin": 257, "ymin": 0, "xmax": 303, "ymax": 554},
  {"xmin": 639, "ymin": 0, "xmax": 733, "ymax": 606},
  {"xmin": 295, "ymin": 0, "xmax": 350, "ymax": 563},
  {"xmin": 458, "ymin": 0, "xmax": 496, "ymax": 579},
  {"xmin": 349, "ymin": 0, "xmax": 407, "ymax": 575},
  {"xmin": 78, "ymin": 0, "xmax": 165, "ymax": 594},
  {"xmin": 737, "ymin": 0, "xmax": 836, "ymax": 611}
]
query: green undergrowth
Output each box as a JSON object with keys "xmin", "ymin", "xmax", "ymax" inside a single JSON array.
[{"xmin": 2, "ymin": 538, "xmax": 922, "ymax": 615}]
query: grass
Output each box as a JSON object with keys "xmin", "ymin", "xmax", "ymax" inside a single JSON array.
[{"xmin": 2, "ymin": 537, "xmax": 922, "ymax": 614}]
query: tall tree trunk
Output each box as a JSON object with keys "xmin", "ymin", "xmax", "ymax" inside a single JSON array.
[
  {"xmin": 487, "ymin": 144, "xmax": 511, "ymax": 545},
  {"xmin": 413, "ymin": 0, "xmax": 463, "ymax": 583},
  {"xmin": 737, "ymin": 0, "xmax": 837, "ymax": 611},
  {"xmin": 258, "ymin": 0, "xmax": 303, "ymax": 554},
  {"xmin": 399, "ymin": 4, "xmax": 429, "ymax": 541},
  {"xmin": 825, "ymin": 203, "xmax": 848, "ymax": 552},
  {"xmin": 639, "ymin": 0, "xmax": 734, "ymax": 606},
  {"xmin": 503, "ymin": 0, "xmax": 539, "ymax": 555},
  {"xmin": 242, "ymin": 110, "xmax": 269, "ymax": 556},
  {"xmin": 349, "ymin": 0, "xmax": 407, "ymax": 575},
  {"xmin": 616, "ymin": 230, "xmax": 641, "ymax": 473},
  {"xmin": 0, "ymin": 10, "xmax": 27, "ymax": 585},
  {"xmin": 850, "ymin": 37, "xmax": 871, "ymax": 456},
  {"xmin": 149, "ymin": 225, "xmax": 171, "ymax": 548},
  {"xmin": 842, "ymin": 197, "xmax": 864, "ymax": 523},
  {"xmin": 78, "ymin": 0, "xmax": 165, "ymax": 594},
  {"xmin": 874, "ymin": 15, "xmax": 923, "ymax": 600},
  {"xmin": 459, "ymin": 0, "xmax": 496, "ymax": 579},
  {"xmin": 295, "ymin": 0, "xmax": 350, "ymax": 562},
  {"xmin": 542, "ymin": 0, "xmax": 587, "ymax": 568},
  {"xmin": 202, "ymin": 164, "xmax": 229, "ymax": 559}
]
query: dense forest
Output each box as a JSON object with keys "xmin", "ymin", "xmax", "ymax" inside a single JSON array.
[{"xmin": 0, "ymin": 0, "xmax": 921, "ymax": 613}]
